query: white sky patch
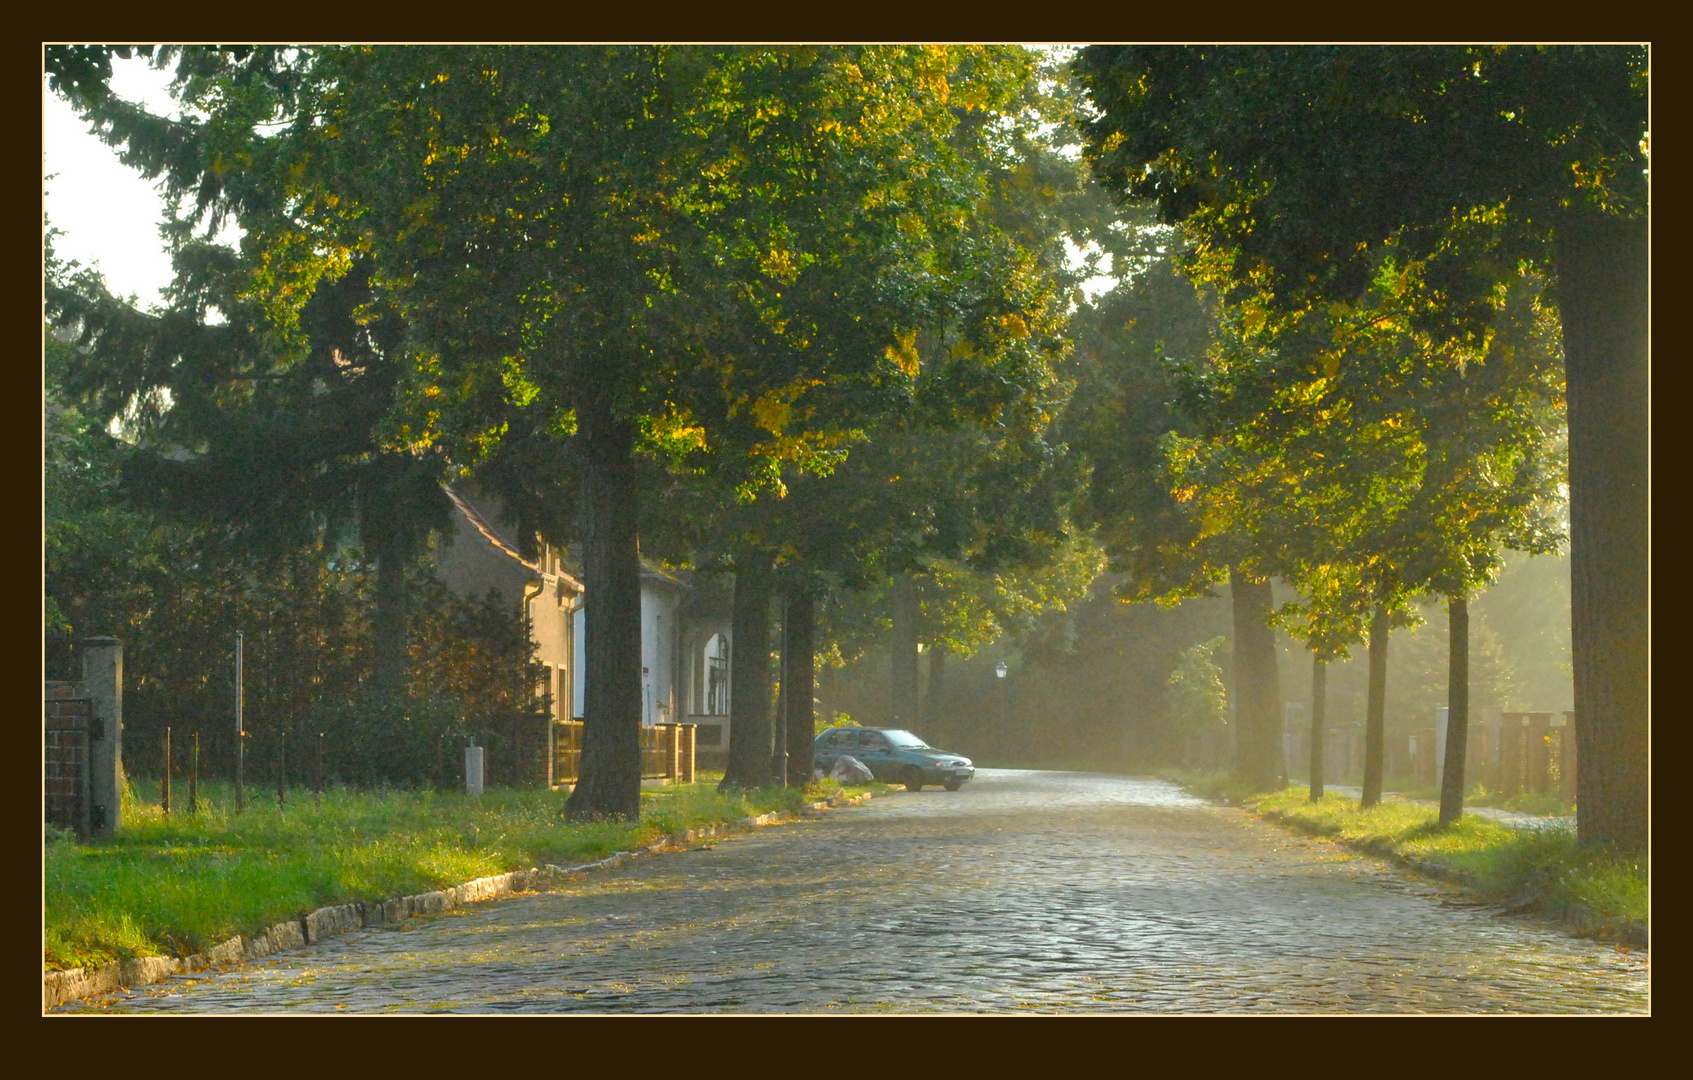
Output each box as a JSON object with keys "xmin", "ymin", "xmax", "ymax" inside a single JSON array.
[
  {"xmin": 1066, "ymin": 236, "xmax": 1117, "ymax": 303},
  {"xmin": 44, "ymin": 56, "xmax": 240, "ymax": 313}
]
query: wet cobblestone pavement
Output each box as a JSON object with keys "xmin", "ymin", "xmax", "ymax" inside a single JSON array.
[{"xmin": 64, "ymin": 770, "xmax": 1648, "ymax": 1013}]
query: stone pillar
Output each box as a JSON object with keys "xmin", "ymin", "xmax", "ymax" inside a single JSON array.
[
  {"xmin": 464, "ymin": 742, "xmax": 484, "ymax": 797},
  {"xmin": 81, "ymin": 637, "xmax": 123, "ymax": 837},
  {"xmin": 1561, "ymin": 711, "xmax": 1577, "ymax": 803},
  {"xmin": 1499, "ymin": 713, "xmax": 1525, "ymax": 796}
]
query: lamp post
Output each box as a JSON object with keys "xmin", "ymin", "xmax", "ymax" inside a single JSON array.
[{"xmin": 994, "ymin": 661, "xmax": 1008, "ymax": 757}]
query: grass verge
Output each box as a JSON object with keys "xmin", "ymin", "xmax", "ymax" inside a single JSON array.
[
  {"xmin": 1157, "ymin": 767, "xmax": 1266, "ymax": 805},
  {"xmin": 45, "ymin": 775, "xmax": 880, "ymax": 973},
  {"xmin": 1248, "ymin": 788, "xmax": 1646, "ymax": 947}
]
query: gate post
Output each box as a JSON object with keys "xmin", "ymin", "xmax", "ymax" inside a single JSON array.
[
  {"xmin": 1499, "ymin": 712, "xmax": 1525, "ymax": 797},
  {"xmin": 1561, "ymin": 711, "xmax": 1578, "ymax": 803},
  {"xmin": 1525, "ymin": 713, "xmax": 1552, "ymax": 794},
  {"xmin": 81, "ymin": 637, "xmax": 123, "ymax": 837}
]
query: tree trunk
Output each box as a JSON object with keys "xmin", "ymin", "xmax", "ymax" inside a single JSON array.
[
  {"xmin": 721, "ymin": 553, "xmax": 774, "ymax": 791},
  {"xmin": 565, "ymin": 405, "xmax": 643, "ymax": 821},
  {"xmin": 1308, "ymin": 655, "xmax": 1326, "ymax": 802},
  {"xmin": 928, "ymin": 641, "xmax": 948, "ymax": 733},
  {"xmin": 1557, "ymin": 207, "xmax": 1649, "ymax": 855},
  {"xmin": 1361, "ymin": 605, "xmax": 1390, "ymax": 808},
  {"xmin": 372, "ymin": 544, "xmax": 407, "ymax": 698},
  {"xmin": 1439, "ymin": 594, "xmax": 1470, "ymax": 826},
  {"xmin": 890, "ymin": 572, "xmax": 920, "ymax": 728},
  {"xmin": 1229, "ymin": 569, "xmax": 1284, "ymax": 793},
  {"xmin": 783, "ymin": 588, "xmax": 815, "ymax": 787}
]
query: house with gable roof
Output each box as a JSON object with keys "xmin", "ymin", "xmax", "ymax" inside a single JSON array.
[{"xmin": 433, "ymin": 486, "xmax": 740, "ymax": 780}]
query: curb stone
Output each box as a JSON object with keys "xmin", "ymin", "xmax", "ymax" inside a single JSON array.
[
  {"xmin": 44, "ymin": 788, "xmax": 876, "ymax": 1010},
  {"xmin": 1253, "ymin": 807, "xmax": 1648, "ymax": 950}
]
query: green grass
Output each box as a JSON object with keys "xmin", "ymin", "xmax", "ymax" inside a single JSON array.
[
  {"xmin": 45, "ymin": 775, "xmax": 880, "ymax": 973},
  {"xmin": 1249, "ymin": 787, "xmax": 1647, "ymax": 943},
  {"xmin": 1464, "ymin": 787, "xmax": 1576, "ymax": 817},
  {"xmin": 1288, "ymin": 777, "xmax": 1576, "ymax": 818},
  {"xmin": 1157, "ymin": 767, "xmax": 1266, "ymax": 805}
]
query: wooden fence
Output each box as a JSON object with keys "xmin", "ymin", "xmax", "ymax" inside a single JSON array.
[
  {"xmin": 1286, "ymin": 711, "xmax": 1576, "ymax": 802},
  {"xmin": 551, "ymin": 722, "xmax": 696, "ymax": 787},
  {"xmin": 1488, "ymin": 711, "xmax": 1576, "ymax": 801}
]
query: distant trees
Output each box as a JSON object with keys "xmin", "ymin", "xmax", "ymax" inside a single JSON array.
[
  {"xmin": 1076, "ymin": 45, "xmax": 1639, "ymax": 851},
  {"xmin": 1165, "ymin": 637, "xmax": 1228, "ymax": 767}
]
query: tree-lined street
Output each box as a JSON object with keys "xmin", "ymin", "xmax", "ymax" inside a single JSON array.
[
  {"xmin": 62, "ymin": 772, "xmax": 1646, "ymax": 1014},
  {"xmin": 44, "ymin": 45, "xmax": 1647, "ymax": 1013}
]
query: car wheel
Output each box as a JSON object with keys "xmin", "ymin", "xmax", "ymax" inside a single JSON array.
[
  {"xmin": 944, "ymin": 780, "xmax": 963, "ymax": 792},
  {"xmin": 903, "ymin": 767, "xmax": 924, "ymax": 792}
]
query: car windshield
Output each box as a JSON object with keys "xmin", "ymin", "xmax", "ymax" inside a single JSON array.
[{"xmin": 880, "ymin": 730, "xmax": 931, "ymax": 749}]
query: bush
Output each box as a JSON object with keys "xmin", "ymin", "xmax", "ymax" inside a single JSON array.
[{"xmin": 315, "ymin": 690, "xmax": 467, "ymax": 789}]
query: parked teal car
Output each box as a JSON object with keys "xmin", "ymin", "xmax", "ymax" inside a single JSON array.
[{"xmin": 814, "ymin": 727, "xmax": 975, "ymax": 791}]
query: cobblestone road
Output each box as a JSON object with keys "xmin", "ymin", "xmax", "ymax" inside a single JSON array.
[{"xmin": 66, "ymin": 770, "xmax": 1648, "ymax": 1014}]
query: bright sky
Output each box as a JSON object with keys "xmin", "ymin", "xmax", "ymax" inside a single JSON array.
[
  {"xmin": 44, "ymin": 49, "xmax": 1116, "ymax": 313},
  {"xmin": 43, "ymin": 57, "xmax": 188, "ymax": 311}
]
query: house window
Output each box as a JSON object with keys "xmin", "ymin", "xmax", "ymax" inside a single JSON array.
[{"xmin": 704, "ymin": 633, "xmax": 729, "ymax": 716}]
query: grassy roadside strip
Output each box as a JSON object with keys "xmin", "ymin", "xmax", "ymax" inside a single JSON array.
[
  {"xmin": 1240, "ymin": 788, "xmax": 1647, "ymax": 948},
  {"xmin": 45, "ymin": 775, "xmax": 887, "ymax": 973}
]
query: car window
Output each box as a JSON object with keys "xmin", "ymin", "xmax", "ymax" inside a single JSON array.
[
  {"xmin": 881, "ymin": 730, "xmax": 931, "ymax": 749},
  {"xmin": 823, "ymin": 729, "xmax": 851, "ymax": 746},
  {"xmin": 858, "ymin": 731, "xmax": 889, "ymax": 750}
]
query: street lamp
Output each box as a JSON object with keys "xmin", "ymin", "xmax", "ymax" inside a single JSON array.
[{"xmin": 993, "ymin": 661, "xmax": 1009, "ymax": 752}]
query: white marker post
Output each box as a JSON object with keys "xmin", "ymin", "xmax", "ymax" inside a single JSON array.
[{"xmin": 464, "ymin": 739, "xmax": 484, "ymax": 797}]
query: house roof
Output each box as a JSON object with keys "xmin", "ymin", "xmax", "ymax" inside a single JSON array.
[{"xmin": 441, "ymin": 485, "xmax": 584, "ymax": 593}]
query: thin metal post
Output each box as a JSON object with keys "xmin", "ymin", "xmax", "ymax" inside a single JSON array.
[
  {"xmin": 235, "ymin": 631, "xmax": 245, "ymax": 813},
  {"xmin": 317, "ymin": 732, "xmax": 326, "ymax": 803},
  {"xmin": 162, "ymin": 726, "xmax": 172, "ymax": 815},
  {"xmin": 276, "ymin": 731, "xmax": 287, "ymax": 811},
  {"xmin": 190, "ymin": 731, "xmax": 200, "ymax": 814}
]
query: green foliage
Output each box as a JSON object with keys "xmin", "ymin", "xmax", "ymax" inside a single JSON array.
[
  {"xmin": 1075, "ymin": 45, "xmax": 1647, "ymax": 321},
  {"xmin": 815, "ymin": 711, "xmax": 855, "ymax": 737},
  {"xmin": 1073, "ymin": 45, "xmax": 1618, "ymax": 652},
  {"xmin": 1164, "ymin": 636, "xmax": 1228, "ymax": 738}
]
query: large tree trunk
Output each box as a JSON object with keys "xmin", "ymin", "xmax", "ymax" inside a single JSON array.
[
  {"xmin": 890, "ymin": 572, "xmax": 920, "ymax": 728},
  {"xmin": 565, "ymin": 405, "xmax": 643, "ymax": 821},
  {"xmin": 721, "ymin": 553, "xmax": 774, "ymax": 791},
  {"xmin": 1308, "ymin": 655, "xmax": 1326, "ymax": 802},
  {"xmin": 1361, "ymin": 605, "xmax": 1390, "ymax": 808},
  {"xmin": 1229, "ymin": 569, "xmax": 1284, "ymax": 792},
  {"xmin": 928, "ymin": 641, "xmax": 948, "ymax": 732},
  {"xmin": 1558, "ymin": 207, "xmax": 1649, "ymax": 855},
  {"xmin": 1439, "ymin": 594, "xmax": 1470, "ymax": 826},
  {"xmin": 783, "ymin": 588, "xmax": 815, "ymax": 787},
  {"xmin": 372, "ymin": 545, "xmax": 407, "ymax": 698}
]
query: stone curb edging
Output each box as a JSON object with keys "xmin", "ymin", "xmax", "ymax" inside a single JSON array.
[
  {"xmin": 1253, "ymin": 807, "xmax": 1648, "ymax": 950},
  {"xmin": 44, "ymin": 789, "xmax": 875, "ymax": 1011}
]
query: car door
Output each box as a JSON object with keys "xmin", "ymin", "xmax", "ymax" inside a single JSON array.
[
  {"xmin": 856, "ymin": 730, "xmax": 894, "ymax": 779},
  {"xmin": 815, "ymin": 729, "xmax": 848, "ymax": 772}
]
